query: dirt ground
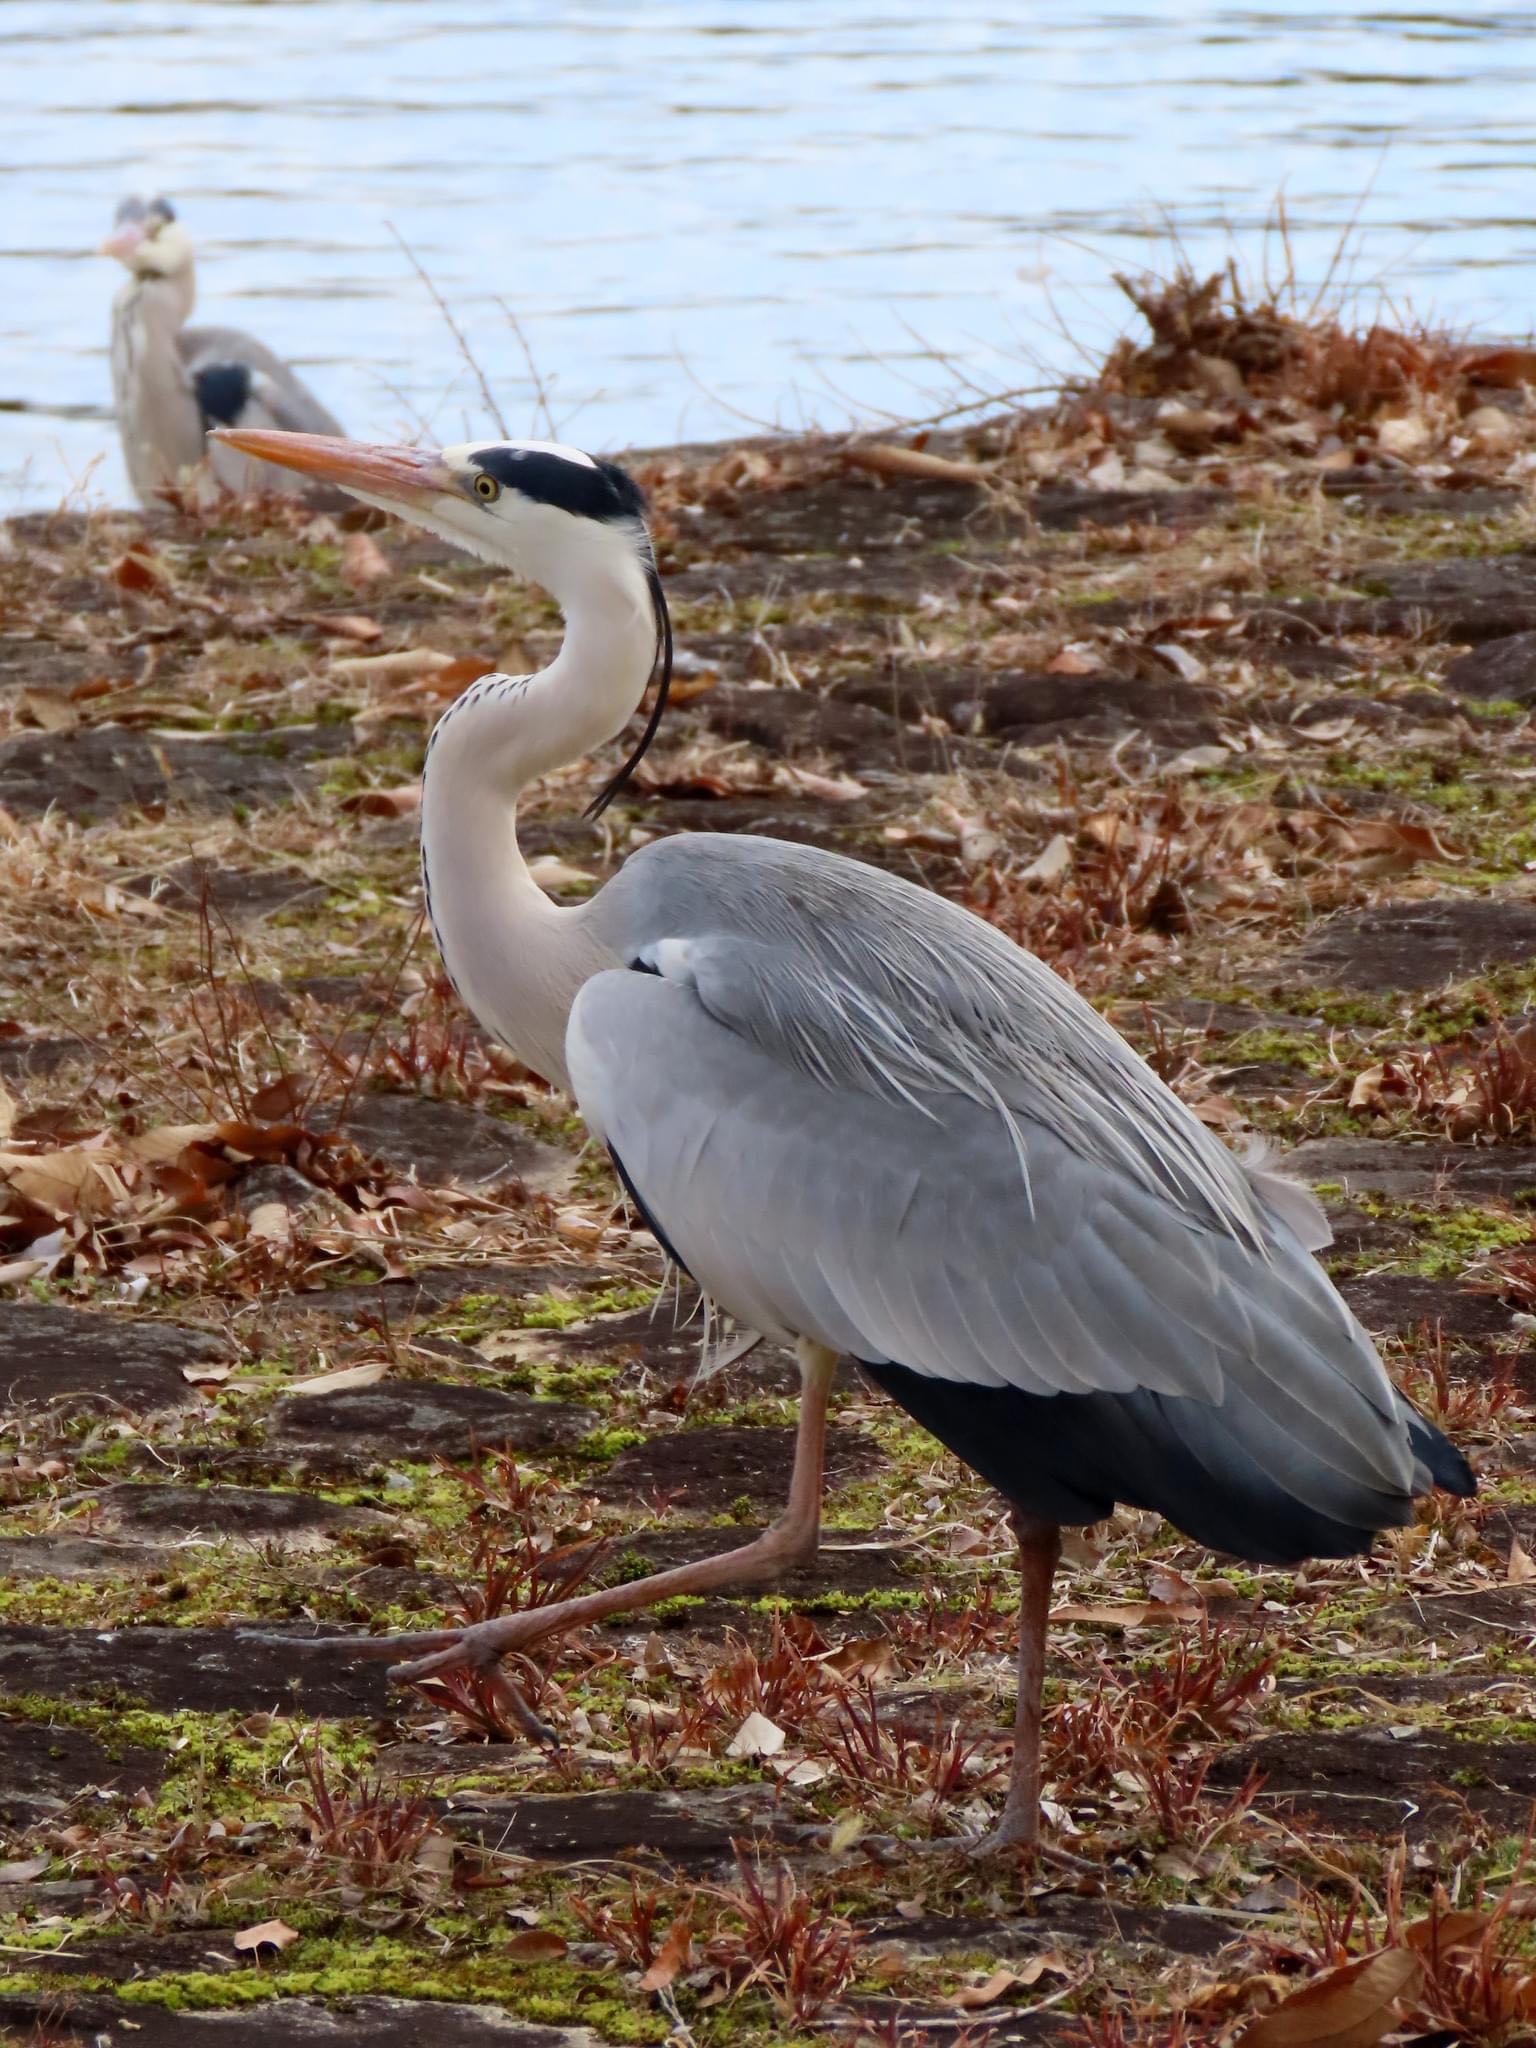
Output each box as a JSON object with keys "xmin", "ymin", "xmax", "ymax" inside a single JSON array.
[{"xmin": 3, "ymin": 326, "xmax": 1536, "ymax": 2043}]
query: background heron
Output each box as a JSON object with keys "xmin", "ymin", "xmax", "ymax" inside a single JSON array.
[
  {"xmin": 103, "ymin": 197, "xmax": 343, "ymax": 508},
  {"xmin": 216, "ymin": 423, "xmax": 1476, "ymax": 1853}
]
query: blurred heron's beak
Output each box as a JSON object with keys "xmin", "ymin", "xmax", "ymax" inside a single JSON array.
[
  {"xmin": 209, "ymin": 430, "xmax": 454, "ymax": 506},
  {"xmin": 100, "ymin": 225, "xmax": 145, "ymax": 264}
]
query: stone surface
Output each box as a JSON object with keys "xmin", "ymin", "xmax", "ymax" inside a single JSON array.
[
  {"xmin": 1339, "ymin": 1271, "xmax": 1520, "ymax": 1347},
  {"xmin": 442, "ymin": 1783, "xmax": 790, "ymax": 1864},
  {"xmin": 0, "ymin": 1996, "xmax": 599, "ymax": 2047},
  {"xmin": 1445, "ymin": 628, "xmax": 1536, "ymax": 705},
  {"xmin": 1209, "ymin": 1730, "xmax": 1536, "ymax": 1838},
  {"xmin": 593, "ymin": 1422, "xmax": 881, "ymax": 1512},
  {"xmin": 1290, "ymin": 897, "xmax": 1536, "ymax": 991},
  {"xmin": 97, "ymin": 1482, "xmax": 391, "ymax": 1548},
  {"xmin": 122, "ymin": 857, "xmax": 324, "ymax": 921},
  {"xmin": 1290, "ymin": 1137, "xmax": 1536, "ymax": 1201},
  {"xmin": 337, "ymin": 1093, "xmax": 575, "ymax": 1193},
  {"xmin": 0, "ymin": 1305, "xmax": 230, "ymax": 1417},
  {"xmin": 0, "ymin": 1626, "xmax": 395, "ymax": 1716},
  {"xmin": 0, "ymin": 722, "xmax": 353, "ymax": 818},
  {"xmin": 0, "ymin": 1713, "xmax": 166, "ymax": 1829},
  {"xmin": 267, "ymin": 1380, "xmax": 597, "ymax": 1466}
]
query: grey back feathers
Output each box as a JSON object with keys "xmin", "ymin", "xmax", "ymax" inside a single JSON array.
[{"xmin": 565, "ymin": 831, "xmax": 1471, "ymax": 1562}]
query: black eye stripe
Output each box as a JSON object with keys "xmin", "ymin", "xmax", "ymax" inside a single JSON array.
[{"xmin": 468, "ymin": 447, "xmax": 646, "ymax": 524}]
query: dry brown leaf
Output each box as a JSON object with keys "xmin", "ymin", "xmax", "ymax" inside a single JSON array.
[
  {"xmin": 112, "ymin": 549, "xmax": 168, "ymax": 594},
  {"xmin": 822, "ymin": 1636, "xmax": 898, "ymax": 1682},
  {"xmin": 843, "ymin": 442, "xmax": 989, "ymax": 485},
  {"xmin": 16, "ymin": 691, "xmax": 79, "ymax": 734},
  {"xmin": 248, "ymin": 1074, "xmax": 310, "ymax": 1122},
  {"xmin": 1240, "ymin": 1948, "xmax": 1421, "ymax": 2048},
  {"xmin": 306, "ymin": 612, "xmax": 382, "ymax": 641},
  {"xmin": 1400, "ymin": 1908, "xmax": 1489, "ymax": 1954},
  {"xmin": 286, "ymin": 1360, "xmax": 391, "ymax": 1397},
  {"xmin": 181, "ymin": 1358, "xmax": 237, "ymax": 1386},
  {"xmin": 505, "ymin": 1928, "xmax": 569, "ymax": 1963},
  {"xmin": 1507, "ymin": 1536, "xmax": 1536, "ymax": 1585},
  {"xmin": 726, "ymin": 1710, "xmax": 786, "ymax": 1758},
  {"xmin": 0, "ymin": 1852, "xmax": 50, "ymax": 1883},
  {"xmin": 949, "ymin": 1966, "xmax": 1035, "ymax": 2010},
  {"xmin": 1020, "ymin": 833, "xmax": 1074, "ymax": 885},
  {"xmin": 0, "ymin": 1078, "xmax": 15, "ymax": 1145},
  {"xmin": 245, "ymin": 1201, "xmax": 293, "ymax": 1245},
  {"xmin": 330, "ymin": 648, "xmax": 457, "ymax": 684},
  {"xmin": 1045, "ymin": 646, "xmax": 1099, "ymax": 675},
  {"xmin": 1050, "ymin": 1598, "xmax": 1201, "ymax": 1628},
  {"xmin": 341, "ymin": 782, "xmax": 423, "ymax": 818},
  {"xmin": 341, "ymin": 531, "xmax": 393, "ymax": 589},
  {"xmin": 526, "ymin": 855, "xmax": 597, "ymax": 889},
  {"xmin": 233, "ymin": 1918, "xmax": 300, "ymax": 1955},
  {"xmin": 637, "ymin": 1913, "xmax": 694, "ymax": 1992},
  {"xmin": 0, "ymin": 1147, "xmax": 125, "ymax": 1217}
]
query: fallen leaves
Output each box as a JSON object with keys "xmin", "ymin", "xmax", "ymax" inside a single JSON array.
[
  {"xmin": 232, "ymin": 1918, "xmax": 300, "ymax": 1956},
  {"xmin": 1241, "ymin": 1949, "xmax": 1421, "ymax": 2048},
  {"xmin": 1348, "ymin": 1020, "xmax": 1536, "ymax": 1141},
  {"xmin": 842, "ymin": 441, "xmax": 990, "ymax": 486}
]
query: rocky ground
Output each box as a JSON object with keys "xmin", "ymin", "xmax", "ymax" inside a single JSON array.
[{"xmin": 3, "ymin": 292, "xmax": 1536, "ymax": 2044}]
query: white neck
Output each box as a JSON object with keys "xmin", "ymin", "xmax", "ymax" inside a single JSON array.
[
  {"xmin": 418, "ymin": 535, "xmax": 656, "ymax": 1088},
  {"xmin": 123, "ymin": 264, "xmax": 196, "ymax": 332}
]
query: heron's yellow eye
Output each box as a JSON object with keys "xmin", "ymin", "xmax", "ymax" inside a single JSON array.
[{"xmin": 473, "ymin": 473, "xmax": 501, "ymax": 502}]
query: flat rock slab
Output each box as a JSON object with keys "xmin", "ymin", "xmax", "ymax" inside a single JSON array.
[
  {"xmin": 1445, "ymin": 630, "xmax": 1536, "ymax": 705},
  {"xmin": 443, "ymin": 1782, "xmax": 790, "ymax": 1864},
  {"xmin": 268, "ymin": 1380, "xmax": 597, "ymax": 1467},
  {"xmin": 1364, "ymin": 1585, "xmax": 1536, "ymax": 1650},
  {"xmin": 0, "ymin": 1626, "xmax": 395, "ymax": 1716},
  {"xmin": 593, "ymin": 1423, "xmax": 881, "ymax": 1512},
  {"xmin": 1339, "ymin": 1272, "xmax": 1519, "ymax": 1348},
  {"xmin": 1290, "ymin": 1137, "xmax": 1536, "ymax": 1201},
  {"xmin": 0, "ymin": 1995, "xmax": 598, "ymax": 2047},
  {"xmin": 94, "ymin": 1482, "xmax": 391, "ymax": 1549},
  {"xmin": 274, "ymin": 1262, "xmax": 624, "ymax": 1322},
  {"xmin": 1365, "ymin": 555, "xmax": 1536, "ymax": 642},
  {"xmin": 1290, "ymin": 898, "xmax": 1536, "ymax": 991},
  {"xmin": 1209, "ymin": 1730, "xmax": 1536, "ymax": 1838},
  {"xmin": 606, "ymin": 1523, "xmax": 916, "ymax": 1600},
  {"xmin": 0, "ymin": 1713, "xmax": 166, "ymax": 1829},
  {"xmin": 0, "ymin": 722, "xmax": 353, "ymax": 818},
  {"xmin": 123, "ymin": 857, "xmax": 324, "ymax": 922},
  {"xmin": 0, "ymin": 1305, "xmax": 230, "ymax": 1417},
  {"xmin": 698, "ymin": 683, "xmax": 978, "ymax": 776},
  {"xmin": 337, "ymin": 1093, "xmax": 575, "ymax": 1194}
]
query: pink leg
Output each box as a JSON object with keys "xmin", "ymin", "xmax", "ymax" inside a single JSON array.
[
  {"xmin": 260, "ymin": 1339, "xmax": 840, "ymax": 1688},
  {"xmin": 978, "ymin": 1509, "xmax": 1061, "ymax": 1853}
]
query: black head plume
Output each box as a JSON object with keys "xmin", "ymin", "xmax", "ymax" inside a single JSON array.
[{"xmin": 586, "ymin": 556, "xmax": 672, "ymax": 819}]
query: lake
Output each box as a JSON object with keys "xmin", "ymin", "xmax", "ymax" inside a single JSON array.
[{"xmin": 5, "ymin": 3, "xmax": 1536, "ymax": 510}]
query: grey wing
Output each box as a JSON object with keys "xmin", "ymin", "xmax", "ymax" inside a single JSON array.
[
  {"xmin": 179, "ymin": 325, "xmax": 342, "ymax": 491},
  {"xmin": 566, "ymin": 957, "xmax": 1423, "ymax": 1541}
]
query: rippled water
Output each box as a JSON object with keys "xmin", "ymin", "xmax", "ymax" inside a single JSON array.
[{"xmin": 5, "ymin": 3, "xmax": 1536, "ymax": 509}]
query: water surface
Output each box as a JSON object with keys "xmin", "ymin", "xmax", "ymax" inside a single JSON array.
[{"xmin": 5, "ymin": 3, "xmax": 1536, "ymax": 508}]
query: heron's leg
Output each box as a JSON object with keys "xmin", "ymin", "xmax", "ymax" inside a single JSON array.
[
  {"xmin": 976, "ymin": 1509, "xmax": 1061, "ymax": 1853},
  {"xmin": 263, "ymin": 1339, "xmax": 840, "ymax": 1686}
]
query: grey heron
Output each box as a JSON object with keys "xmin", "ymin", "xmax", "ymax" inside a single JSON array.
[
  {"xmin": 103, "ymin": 197, "xmax": 343, "ymax": 508},
  {"xmin": 215, "ymin": 423, "xmax": 1475, "ymax": 1852}
]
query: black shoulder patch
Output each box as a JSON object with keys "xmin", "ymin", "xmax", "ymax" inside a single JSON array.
[
  {"xmin": 192, "ymin": 360, "xmax": 253, "ymax": 429},
  {"xmin": 468, "ymin": 446, "xmax": 646, "ymax": 524},
  {"xmin": 148, "ymin": 195, "xmax": 177, "ymax": 223}
]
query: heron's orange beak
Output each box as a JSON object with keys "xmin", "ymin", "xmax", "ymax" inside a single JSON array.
[
  {"xmin": 209, "ymin": 430, "xmax": 454, "ymax": 504},
  {"xmin": 100, "ymin": 224, "xmax": 146, "ymax": 265}
]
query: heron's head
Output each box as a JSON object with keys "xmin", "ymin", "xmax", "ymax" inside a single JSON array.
[
  {"xmin": 101, "ymin": 196, "xmax": 193, "ymax": 278},
  {"xmin": 213, "ymin": 431, "xmax": 671, "ymax": 812},
  {"xmin": 210, "ymin": 431, "xmax": 651, "ymax": 586}
]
